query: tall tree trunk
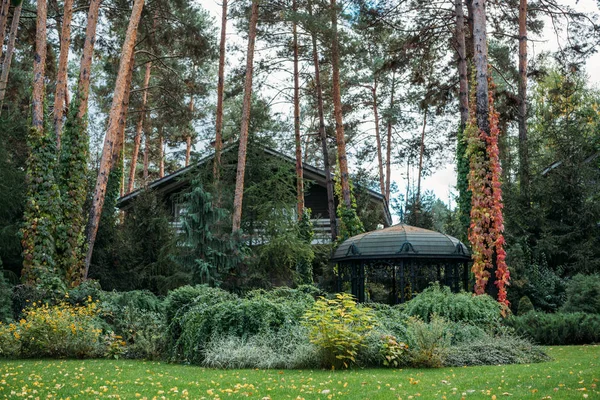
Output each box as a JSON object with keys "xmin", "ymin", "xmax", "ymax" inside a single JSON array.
[
  {"xmin": 310, "ymin": 0, "xmax": 336, "ymax": 240},
  {"xmin": 0, "ymin": 0, "xmax": 9, "ymax": 60},
  {"xmin": 143, "ymin": 118, "xmax": 151, "ymax": 181},
  {"xmin": 455, "ymin": 0, "xmax": 469, "ymax": 129},
  {"xmin": 185, "ymin": 96, "xmax": 193, "ymax": 167},
  {"xmin": 416, "ymin": 105, "xmax": 428, "ymax": 212},
  {"xmin": 214, "ymin": 0, "xmax": 227, "ymax": 181},
  {"xmin": 76, "ymin": 0, "xmax": 100, "ymax": 119},
  {"xmin": 473, "ymin": 0, "xmax": 489, "ymax": 135},
  {"xmin": 84, "ymin": 0, "xmax": 144, "ymax": 276},
  {"xmin": 371, "ymin": 81, "xmax": 385, "ymax": 196},
  {"xmin": 231, "ymin": 0, "xmax": 259, "ymax": 232},
  {"xmin": 127, "ymin": 59, "xmax": 152, "ymax": 192},
  {"xmin": 465, "ymin": 0, "xmax": 474, "ymax": 66},
  {"xmin": 52, "ymin": 0, "xmax": 73, "ymax": 147},
  {"xmin": 330, "ymin": 0, "xmax": 351, "ymax": 209},
  {"xmin": 0, "ymin": 3, "xmax": 22, "ymax": 112},
  {"xmin": 293, "ymin": 0, "xmax": 304, "ymax": 219},
  {"xmin": 385, "ymin": 72, "xmax": 395, "ymax": 204},
  {"xmin": 116, "ymin": 53, "xmax": 135, "ymax": 198},
  {"xmin": 158, "ymin": 125, "xmax": 164, "ymax": 178},
  {"xmin": 518, "ymin": 0, "xmax": 529, "ymax": 201},
  {"xmin": 32, "ymin": 0, "xmax": 47, "ymax": 133}
]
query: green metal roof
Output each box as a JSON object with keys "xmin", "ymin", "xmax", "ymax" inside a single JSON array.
[{"xmin": 332, "ymin": 224, "xmax": 471, "ymax": 262}]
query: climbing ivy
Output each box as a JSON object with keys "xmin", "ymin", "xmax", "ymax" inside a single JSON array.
[
  {"xmin": 296, "ymin": 209, "xmax": 314, "ymax": 284},
  {"xmin": 57, "ymin": 99, "xmax": 89, "ymax": 287},
  {"xmin": 334, "ymin": 165, "xmax": 364, "ymax": 242},
  {"xmin": 466, "ymin": 76, "xmax": 509, "ymax": 307},
  {"xmin": 20, "ymin": 122, "xmax": 64, "ymax": 290}
]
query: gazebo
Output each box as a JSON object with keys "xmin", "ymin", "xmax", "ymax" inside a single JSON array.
[{"xmin": 332, "ymin": 224, "xmax": 471, "ymax": 304}]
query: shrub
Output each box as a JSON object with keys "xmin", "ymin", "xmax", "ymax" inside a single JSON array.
[
  {"xmin": 164, "ymin": 285, "xmax": 236, "ymax": 355},
  {"xmin": 369, "ymin": 303, "xmax": 409, "ymax": 339},
  {"xmin": 302, "ymin": 293, "xmax": 375, "ymax": 369},
  {"xmin": 245, "ymin": 286, "xmax": 315, "ymax": 319},
  {"xmin": 7, "ymin": 300, "xmax": 108, "ymax": 358},
  {"xmin": 561, "ymin": 274, "xmax": 600, "ymax": 314},
  {"xmin": 406, "ymin": 314, "xmax": 452, "ymax": 368},
  {"xmin": 404, "ymin": 283, "xmax": 502, "ymax": 328},
  {"xmin": 66, "ymin": 280, "xmax": 104, "ymax": 306},
  {"xmin": 448, "ymin": 322, "xmax": 487, "ymax": 345},
  {"xmin": 179, "ymin": 296, "xmax": 297, "ymax": 364},
  {"xmin": 517, "ymin": 295, "xmax": 535, "ymax": 315},
  {"xmin": 0, "ymin": 323, "xmax": 20, "ymax": 357},
  {"xmin": 202, "ymin": 325, "xmax": 319, "ymax": 369},
  {"xmin": 445, "ymin": 335, "xmax": 550, "ymax": 366},
  {"xmin": 504, "ymin": 312, "xmax": 600, "ymax": 345},
  {"xmin": 0, "ymin": 270, "xmax": 12, "ymax": 322},
  {"xmin": 380, "ymin": 334, "xmax": 409, "ymax": 367}
]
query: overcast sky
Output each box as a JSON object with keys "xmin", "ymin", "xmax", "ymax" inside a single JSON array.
[{"xmin": 200, "ymin": 0, "xmax": 600, "ymax": 217}]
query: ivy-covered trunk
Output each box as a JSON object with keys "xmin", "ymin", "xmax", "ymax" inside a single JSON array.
[{"xmin": 53, "ymin": 0, "xmax": 73, "ymax": 146}]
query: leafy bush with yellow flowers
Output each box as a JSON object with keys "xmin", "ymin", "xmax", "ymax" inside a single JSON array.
[
  {"xmin": 0, "ymin": 297, "xmax": 121, "ymax": 359},
  {"xmin": 302, "ymin": 293, "xmax": 375, "ymax": 369}
]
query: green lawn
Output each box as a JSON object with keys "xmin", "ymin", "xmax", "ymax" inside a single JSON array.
[{"xmin": 0, "ymin": 346, "xmax": 598, "ymax": 399}]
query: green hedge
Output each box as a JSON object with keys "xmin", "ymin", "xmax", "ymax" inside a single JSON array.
[{"xmin": 505, "ymin": 312, "xmax": 600, "ymax": 345}]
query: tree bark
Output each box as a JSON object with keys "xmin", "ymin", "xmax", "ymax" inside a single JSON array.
[
  {"xmin": 143, "ymin": 119, "xmax": 151, "ymax": 181},
  {"xmin": 330, "ymin": 0, "xmax": 351, "ymax": 209},
  {"xmin": 473, "ymin": 0, "xmax": 489, "ymax": 136},
  {"xmin": 84, "ymin": 0, "xmax": 144, "ymax": 276},
  {"xmin": 465, "ymin": 0, "xmax": 474, "ymax": 65},
  {"xmin": 52, "ymin": 0, "xmax": 73, "ymax": 147},
  {"xmin": 518, "ymin": 0, "xmax": 529, "ymax": 200},
  {"xmin": 385, "ymin": 71, "xmax": 395, "ymax": 204},
  {"xmin": 185, "ymin": 96, "xmax": 193, "ymax": 167},
  {"xmin": 214, "ymin": 0, "xmax": 227, "ymax": 181},
  {"xmin": 158, "ymin": 125, "xmax": 164, "ymax": 178},
  {"xmin": 0, "ymin": 0, "xmax": 10, "ymax": 61},
  {"xmin": 455, "ymin": 0, "xmax": 469, "ymax": 129},
  {"xmin": 293, "ymin": 0, "xmax": 304, "ymax": 219},
  {"xmin": 416, "ymin": 105, "xmax": 428, "ymax": 211},
  {"xmin": 77, "ymin": 0, "xmax": 101, "ymax": 120},
  {"xmin": 127, "ymin": 59, "xmax": 152, "ymax": 193},
  {"xmin": 0, "ymin": 3, "xmax": 22, "ymax": 112},
  {"xmin": 371, "ymin": 82, "xmax": 385, "ymax": 197},
  {"xmin": 116, "ymin": 52, "xmax": 135, "ymax": 198},
  {"xmin": 309, "ymin": 0, "xmax": 336, "ymax": 240},
  {"xmin": 32, "ymin": 0, "xmax": 48, "ymax": 133},
  {"xmin": 231, "ymin": 0, "xmax": 259, "ymax": 232}
]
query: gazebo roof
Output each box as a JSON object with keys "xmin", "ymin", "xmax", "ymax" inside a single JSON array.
[{"xmin": 332, "ymin": 224, "xmax": 470, "ymax": 262}]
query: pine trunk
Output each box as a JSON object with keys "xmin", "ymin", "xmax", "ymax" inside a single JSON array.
[
  {"xmin": 53, "ymin": 0, "xmax": 73, "ymax": 146},
  {"xmin": 158, "ymin": 125, "xmax": 164, "ymax": 178},
  {"xmin": 0, "ymin": 3, "xmax": 22, "ymax": 111},
  {"xmin": 116, "ymin": 53, "xmax": 135, "ymax": 198},
  {"xmin": 473, "ymin": 0, "xmax": 489, "ymax": 135},
  {"xmin": 185, "ymin": 96, "xmax": 193, "ymax": 167},
  {"xmin": 127, "ymin": 60, "xmax": 152, "ymax": 193},
  {"xmin": 385, "ymin": 72, "xmax": 395, "ymax": 204},
  {"xmin": 330, "ymin": 0, "xmax": 351, "ymax": 209},
  {"xmin": 0, "ymin": 0, "xmax": 9, "ymax": 60},
  {"xmin": 77, "ymin": 0, "xmax": 101, "ymax": 119},
  {"xmin": 518, "ymin": 0, "xmax": 529, "ymax": 200},
  {"xmin": 32, "ymin": 0, "xmax": 47, "ymax": 132},
  {"xmin": 416, "ymin": 106, "xmax": 428, "ymax": 211},
  {"xmin": 143, "ymin": 120, "xmax": 150, "ymax": 181},
  {"xmin": 465, "ymin": 0, "xmax": 474, "ymax": 66},
  {"xmin": 214, "ymin": 0, "xmax": 227, "ymax": 181},
  {"xmin": 84, "ymin": 0, "xmax": 145, "ymax": 276},
  {"xmin": 231, "ymin": 0, "xmax": 259, "ymax": 232},
  {"xmin": 293, "ymin": 0, "xmax": 304, "ymax": 219},
  {"xmin": 455, "ymin": 0, "xmax": 469, "ymax": 129},
  {"xmin": 310, "ymin": 0, "xmax": 337, "ymax": 240},
  {"xmin": 372, "ymin": 82, "xmax": 385, "ymax": 196}
]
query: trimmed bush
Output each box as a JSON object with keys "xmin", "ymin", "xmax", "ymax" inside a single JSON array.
[
  {"xmin": 446, "ymin": 335, "xmax": 550, "ymax": 366},
  {"xmin": 505, "ymin": 312, "xmax": 600, "ymax": 345},
  {"xmin": 404, "ymin": 284, "xmax": 502, "ymax": 328},
  {"xmin": 517, "ymin": 295, "xmax": 535, "ymax": 315},
  {"xmin": 561, "ymin": 274, "xmax": 600, "ymax": 314}
]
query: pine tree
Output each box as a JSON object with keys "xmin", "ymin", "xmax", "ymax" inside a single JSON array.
[{"xmin": 0, "ymin": 0, "xmax": 22, "ymax": 111}]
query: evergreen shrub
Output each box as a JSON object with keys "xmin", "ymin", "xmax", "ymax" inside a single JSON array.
[
  {"xmin": 561, "ymin": 274, "xmax": 600, "ymax": 314},
  {"xmin": 505, "ymin": 312, "xmax": 600, "ymax": 345},
  {"xmin": 517, "ymin": 295, "xmax": 535, "ymax": 315},
  {"xmin": 404, "ymin": 283, "xmax": 502, "ymax": 328},
  {"xmin": 405, "ymin": 314, "xmax": 452, "ymax": 368}
]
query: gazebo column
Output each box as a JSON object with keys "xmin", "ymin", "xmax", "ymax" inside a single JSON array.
[
  {"xmin": 392, "ymin": 262, "xmax": 398, "ymax": 304},
  {"xmin": 410, "ymin": 262, "xmax": 416, "ymax": 298},
  {"xmin": 453, "ymin": 263, "xmax": 459, "ymax": 292},
  {"xmin": 399, "ymin": 260, "xmax": 405, "ymax": 303},
  {"xmin": 358, "ymin": 261, "xmax": 366, "ymax": 302},
  {"xmin": 463, "ymin": 261, "xmax": 469, "ymax": 291}
]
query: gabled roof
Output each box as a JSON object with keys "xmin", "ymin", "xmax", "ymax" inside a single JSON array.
[{"xmin": 117, "ymin": 146, "xmax": 393, "ymax": 225}]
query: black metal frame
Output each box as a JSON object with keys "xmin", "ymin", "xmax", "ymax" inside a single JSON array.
[{"xmin": 336, "ymin": 258, "xmax": 470, "ymax": 304}]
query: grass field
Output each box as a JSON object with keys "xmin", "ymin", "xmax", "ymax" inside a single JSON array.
[{"xmin": 0, "ymin": 346, "xmax": 598, "ymax": 399}]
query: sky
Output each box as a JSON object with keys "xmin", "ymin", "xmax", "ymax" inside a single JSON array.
[{"xmin": 199, "ymin": 0, "xmax": 600, "ymax": 215}]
